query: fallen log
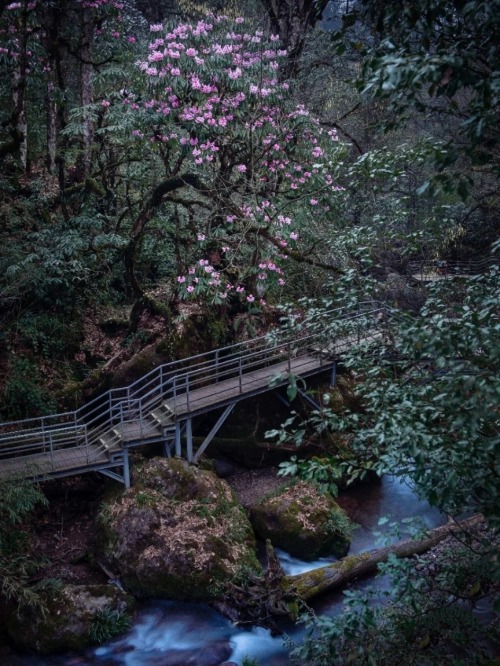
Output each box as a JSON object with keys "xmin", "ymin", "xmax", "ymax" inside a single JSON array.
[
  {"xmin": 284, "ymin": 513, "xmax": 484, "ymax": 601},
  {"xmin": 219, "ymin": 514, "xmax": 484, "ymax": 631}
]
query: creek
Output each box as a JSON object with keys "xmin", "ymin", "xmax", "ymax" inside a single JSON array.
[{"xmin": 3, "ymin": 475, "xmax": 443, "ymax": 666}]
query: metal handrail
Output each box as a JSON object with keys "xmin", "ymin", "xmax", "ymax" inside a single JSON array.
[
  {"xmin": 0, "ymin": 302, "xmax": 391, "ymax": 469},
  {"xmin": 408, "ymin": 257, "xmax": 498, "ymax": 279}
]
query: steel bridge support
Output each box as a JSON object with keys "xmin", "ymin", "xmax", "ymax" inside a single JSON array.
[
  {"xmin": 330, "ymin": 361, "xmax": 337, "ymax": 387},
  {"xmin": 297, "ymin": 388, "xmax": 321, "ymax": 411},
  {"xmin": 192, "ymin": 403, "xmax": 235, "ymax": 464},
  {"xmin": 98, "ymin": 449, "xmax": 130, "ymax": 488}
]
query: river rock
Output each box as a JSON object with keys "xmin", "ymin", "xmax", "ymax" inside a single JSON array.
[
  {"xmin": 7, "ymin": 583, "xmax": 134, "ymax": 655},
  {"xmin": 250, "ymin": 480, "xmax": 352, "ymax": 560},
  {"xmin": 97, "ymin": 457, "xmax": 260, "ymax": 600}
]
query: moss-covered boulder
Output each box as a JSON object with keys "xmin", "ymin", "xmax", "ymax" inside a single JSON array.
[
  {"xmin": 250, "ymin": 481, "xmax": 352, "ymax": 560},
  {"xmin": 7, "ymin": 583, "xmax": 134, "ymax": 655},
  {"xmin": 97, "ymin": 457, "xmax": 260, "ymax": 600}
]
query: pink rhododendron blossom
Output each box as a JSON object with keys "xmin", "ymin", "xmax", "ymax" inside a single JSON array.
[{"xmin": 130, "ymin": 15, "xmax": 343, "ymax": 307}]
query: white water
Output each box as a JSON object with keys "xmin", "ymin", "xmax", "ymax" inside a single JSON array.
[{"xmin": 4, "ymin": 476, "xmax": 442, "ymax": 666}]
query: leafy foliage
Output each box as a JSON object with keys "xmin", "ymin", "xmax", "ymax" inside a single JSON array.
[
  {"xmin": 1, "ymin": 357, "xmax": 56, "ymax": 421},
  {"xmin": 290, "ymin": 529, "xmax": 499, "ymax": 665},
  {"xmin": 0, "ymin": 478, "xmax": 48, "ymax": 609},
  {"xmin": 88, "ymin": 607, "xmax": 131, "ymax": 644},
  {"xmin": 338, "ymin": 0, "xmax": 500, "ymax": 193}
]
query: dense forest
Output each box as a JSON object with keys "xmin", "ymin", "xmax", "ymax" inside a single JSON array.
[{"xmin": 0, "ymin": 0, "xmax": 498, "ymax": 664}]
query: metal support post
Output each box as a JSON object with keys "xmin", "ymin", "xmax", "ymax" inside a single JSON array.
[
  {"xmin": 330, "ymin": 361, "xmax": 337, "ymax": 387},
  {"xmin": 175, "ymin": 422, "xmax": 182, "ymax": 457},
  {"xmin": 193, "ymin": 403, "xmax": 235, "ymax": 464},
  {"xmin": 123, "ymin": 449, "xmax": 130, "ymax": 488},
  {"xmin": 186, "ymin": 418, "xmax": 193, "ymax": 462}
]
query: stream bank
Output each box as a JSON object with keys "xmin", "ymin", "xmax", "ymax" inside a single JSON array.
[{"xmin": 0, "ymin": 471, "xmax": 445, "ymax": 666}]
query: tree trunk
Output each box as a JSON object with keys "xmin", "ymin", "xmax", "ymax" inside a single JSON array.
[
  {"xmin": 285, "ymin": 514, "xmax": 483, "ymax": 601},
  {"xmin": 80, "ymin": 8, "xmax": 94, "ymax": 178},
  {"xmin": 221, "ymin": 514, "xmax": 483, "ymax": 631},
  {"xmin": 263, "ymin": 0, "xmax": 329, "ymax": 80},
  {"xmin": 11, "ymin": 1, "xmax": 30, "ymax": 171},
  {"xmin": 46, "ymin": 68, "xmax": 57, "ymax": 174}
]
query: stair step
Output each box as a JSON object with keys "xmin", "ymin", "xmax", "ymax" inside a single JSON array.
[
  {"xmin": 98, "ymin": 428, "xmax": 123, "ymax": 451},
  {"xmin": 149, "ymin": 408, "xmax": 174, "ymax": 426},
  {"xmin": 158, "ymin": 402, "xmax": 174, "ymax": 416}
]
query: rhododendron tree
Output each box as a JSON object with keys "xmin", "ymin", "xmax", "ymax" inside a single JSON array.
[{"xmin": 125, "ymin": 13, "xmax": 345, "ymax": 308}]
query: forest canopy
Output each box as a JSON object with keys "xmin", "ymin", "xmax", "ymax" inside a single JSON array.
[{"xmin": 0, "ymin": 1, "xmax": 498, "ymax": 663}]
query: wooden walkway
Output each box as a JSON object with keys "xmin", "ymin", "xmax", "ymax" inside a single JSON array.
[{"xmin": 0, "ymin": 304, "xmax": 387, "ymax": 486}]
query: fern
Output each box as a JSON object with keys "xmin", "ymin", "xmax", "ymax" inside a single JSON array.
[{"xmin": 88, "ymin": 608, "xmax": 131, "ymax": 644}]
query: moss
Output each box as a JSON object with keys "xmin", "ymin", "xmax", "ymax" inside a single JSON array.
[
  {"xmin": 251, "ymin": 481, "xmax": 353, "ymax": 560},
  {"xmin": 95, "ymin": 457, "xmax": 261, "ymax": 602},
  {"xmin": 7, "ymin": 584, "xmax": 134, "ymax": 655},
  {"xmin": 335, "ymin": 551, "xmax": 371, "ymax": 574}
]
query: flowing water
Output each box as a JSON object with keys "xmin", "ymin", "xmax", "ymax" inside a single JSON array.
[{"xmin": 3, "ymin": 475, "xmax": 443, "ymax": 666}]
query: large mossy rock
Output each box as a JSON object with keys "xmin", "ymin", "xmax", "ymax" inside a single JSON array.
[
  {"xmin": 7, "ymin": 583, "xmax": 134, "ymax": 655},
  {"xmin": 250, "ymin": 481, "xmax": 352, "ymax": 560},
  {"xmin": 97, "ymin": 457, "xmax": 260, "ymax": 601}
]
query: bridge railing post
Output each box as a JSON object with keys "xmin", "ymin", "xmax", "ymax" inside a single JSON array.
[
  {"xmin": 139, "ymin": 399, "xmax": 144, "ymax": 437},
  {"xmin": 49, "ymin": 431, "xmax": 54, "ymax": 470},
  {"xmin": 86, "ymin": 427, "xmax": 90, "ymax": 464},
  {"xmin": 186, "ymin": 374, "xmax": 190, "ymax": 411},
  {"xmin": 41, "ymin": 418, "xmax": 46, "ymax": 454},
  {"xmin": 239, "ymin": 358, "xmax": 242, "ymax": 393},
  {"xmin": 126, "ymin": 386, "xmax": 131, "ymax": 415}
]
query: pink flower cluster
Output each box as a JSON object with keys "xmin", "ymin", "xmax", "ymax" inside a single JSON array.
[{"xmin": 127, "ymin": 15, "xmax": 344, "ymax": 308}]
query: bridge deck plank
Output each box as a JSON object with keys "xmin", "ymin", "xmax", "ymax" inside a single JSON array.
[
  {"xmin": 0, "ymin": 445, "xmax": 108, "ymax": 480},
  {"xmin": 165, "ymin": 354, "xmax": 324, "ymax": 418}
]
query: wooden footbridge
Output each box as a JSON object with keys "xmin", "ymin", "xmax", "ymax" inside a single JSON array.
[{"xmin": 0, "ymin": 303, "xmax": 389, "ymax": 487}]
